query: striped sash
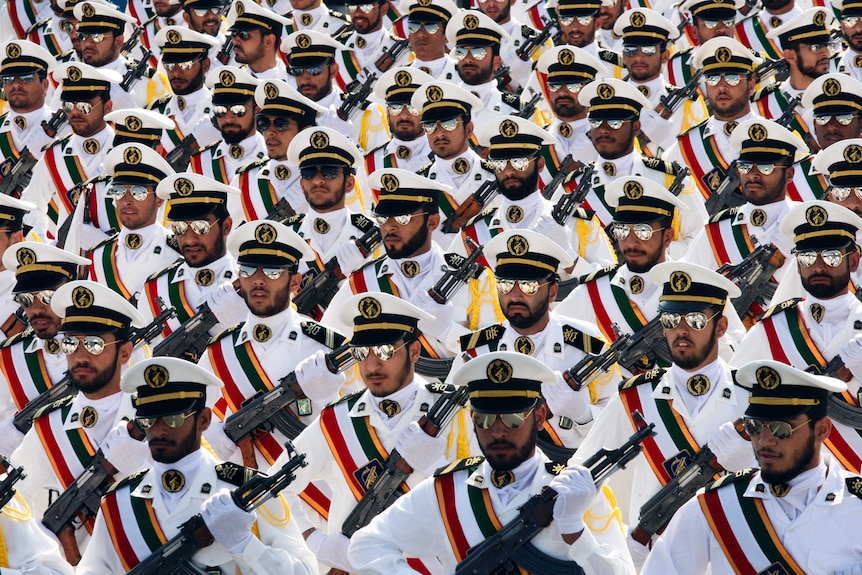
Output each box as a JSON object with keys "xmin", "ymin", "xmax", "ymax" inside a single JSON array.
[
  {"xmin": 190, "ymin": 149, "xmax": 228, "ymax": 184},
  {"xmin": 142, "ymin": 267, "xmax": 196, "ymax": 337},
  {"xmin": 678, "ymin": 127, "xmax": 730, "ymax": 200},
  {"xmin": 581, "ymin": 182, "xmax": 615, "ymax": 228},
  {"xmin": 0, "ymin": 336, "xmax": 54, "ymax": 411},
  {"xmin": 584, "ymin": 276, "xmax": 649, "ymax": 342},
  {"xmin": 759, "ymin": 304, "xmax": 826, "ymax": 369},
  {"xmin": 434, "ymin": 473, "xmax": 504, "ymax": 563},
  {"xmin": 100, "ymin": 488, "xmax": 167, "ymax": 571},
  {"xmin": 33, "ymin": 404, "xmax": 96, "ymax": 488},
  {"xmin": 735, "ymin": 18, "xmax": 783, "ymax": 59},
  {"xmin": 704, "ymin": 218, "xmax": 755, "ymax": 268},
  {"xmin": 0, "ymin": 130, "xmax": 20, "ymax": 160},
  {"xmin": 88, "ymin": 241, "xmax": 134, "ymax": 300},
  {"xmin": 238, "ymin": 169, "xmax": 279, "ymax": 222},
  {"xmin": 45, "ymin": 147, "xmax": 87, "ymax": 223}
]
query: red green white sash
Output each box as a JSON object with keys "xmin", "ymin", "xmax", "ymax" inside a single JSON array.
[
  {"xmin": 0, "ymin": 130, "xmax": 20, "ymax": 161},
  {"xmin": 33, "ymin": 404, "xmax": 97, "ymax": 489},
  {"xmin": 698, "ymin": 479, "xmax": 806, "ymax": 575},
  {"xmin": 45, "ymin": 146, "xmax": 88, "ymax": 224},
  {"xmin": 7, "ymin": 0, "xmax": 38, "ymax": 38},
  {"xmin": 0, "ymin": 334, "xmax": 54, "ymax": 411},
  {"xmin": 238, "ymin": 169, "xmax": 278, "ymax": 222},
  {"xmin": 461, "ymin": 217, "xmax": 501, "ymax": 269},
  {"xmin": 581, "ymin": 182, "xmax": 616, "ymax": 228},
  {"xmin": 704, "ymin": 218, "xmax": 755, "ymax": 269},
  {"xmin": 100, "ymin": 487, "xmax": 167, "ymax": 571},
  {"xmin": 87, "ymin": 241, "xmax": 134, "ymax": 300},
  {"xmin": 434, "ymin": 473, "xmax": 503, "ymax": 562},
  {"xmin": 584, "ymin": 275, "xmax": 648, "ymax": 342},
  {"xmin": 619, "ymin": 383, "xmax": 703, "ymax": 486},
  {"xmin": 678, "ymin": 126, "xmax": 730, "ymax": 200},
  {"xmin": 142, "ymin": 266, "xmax": 196, "ymax": 337},
  {"xmin": 190, "ymin": 149, "xmax": 228, "ymax": 184},
  {"xmin": 735, "ymin": 17, "xmax": 783, "ymax": 59}
]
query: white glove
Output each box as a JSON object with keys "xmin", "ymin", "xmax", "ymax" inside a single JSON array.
[
  {"xmin": 413, "ymin": 289, "xmax": 454, "ymax": 341},
  {"xmin": 305, "ymin": 529, "xmax": 352, "ymax": 572},
  {"xmin": 201, "ymin": 489, "xmax": 256, "ymax": 555},
  {"xmin": 100, "ymin": 420, "xmax": 150, "ymax": 475},
  {"xmin": 394, "ymin": 420, "xmax": 448, "ymax": 476},
  {"xmin": 335, "ymin": 239, "xmax": 367, "ymax": 275},
  {"xmin": 549, "ymin": 464, "xmax": 597, "ymax": 535},
  {"xmin": 295, "ymin": 349, "xmax": 346, "ymax": 405},
  {"xmin": 543, "ymin": 375, "xmax": 593, "ymax": 425},
  {"xmin": 638, "ymin": 109, "xmax": 675, "ymax": 151},
  {"xmin": 707, "ymin": 420, "xmax": 755, "ymax": 472},
  {"xmin": 839, "ymin": 333, "xmax": 862, "ymax": 378}
]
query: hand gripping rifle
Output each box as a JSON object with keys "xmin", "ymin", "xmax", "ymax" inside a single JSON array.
[
  {"xmin": 455, "ymin": 411, "xmax": 655, "ymax": 575},
  {"xmin": 630, "ymin": 444, "xmax": 723, "ymax": 546},
  {"xmin": 374, "ymin": 37, "xmax": 410, "ymax": 74},
  {"xmin": 716, "ymin": 241, "xmax": 782, "ymax": 319},
  {"xmin": 515, "ymin": 16, "xmax": 558, "ymax": 61},
  {"xmin": 612, "ymin": 316, "xmax": 673, "ymax": 374},
  {"xmin": 121, "ymin": 49, "xmax": 154, "ymax": 92},
  {"xmin": 165, "ymin": 134, "xmax": 200, "ymax": 172},
  {"xmin": 151, "ymin": 301, "xmax": 219, "ymax": 363},
  {"xmin": 541, "ymin": 155, "xmax": 577, "ymax": 200},
  {"xmin": 223, "ymin": 343, "xmax": 355, "ymax": 468},
  {"xmin": 337, "ymin": 67, "xmax": 378, "ymax": 121},
  {"xmin": 428, "ymin": 237, "xmax": 484, "ymax": 304},
  {"xmin": 293, "ymin": 225, "xmax": 382, "ymax": 317},
  {"xmin": 494, "ymin": 65, "xmax": 513, "ymax": 92},
  {"xmin": 342, "ymin": 384, "xmax": 469, "ymax": 537},
  {"xmin": 264, "ymin": 197, "xmax": 297, "ymax": 223},
  {"xmin": 551, "ymin": 161, "xmax": 595, "ymax": 225},
  {"xmin": 41, "ymin": 108, "xmax": 68, "ymax": 139},
  {"xmin": 0, "ymin": 456, "xmax": 25, "ymax": 510},
  {"xmin": 806, "ymin": 357, "xmax": 862, "ymax": 429},
  {"xmin": 441, "ymin": 180, "xmax": 501, "ymax": 234},
  {"xmin": 126, "ymin": 443, "xmax": 307, "ymax": 575},
  {"xmin": 13, "ymin": 299, "xmax": 177, "ymax": 434},
  {"xmin": 0, "ymin": 147, "xmax": 37, "ymax": 196}
]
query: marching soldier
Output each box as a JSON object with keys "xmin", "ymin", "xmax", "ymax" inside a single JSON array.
[
  {"xmin": 85, "ymin": 143, "xmax": 179, "ymax": 304},
  {"xmin": 814, "ymin": 137, "xmax": 862, "ymax": 220},
  {"xmin": 231, "ymin": 78, "xmax": 326, "ymax": 221},
  {"xmin": 0, "ymin": 243, "xmax": 88, "ymax": 456},
  {"xmin": 365, "ymin": 66, "xmax": 436, "ymax": 175},
  {"xmin": 225, "ymin": 0, "xmax": 291, "ymax": 80},
  {"xmin": 666, "ymin": 0, "xmax": 743, "ymax": 86},
  {"xmin": 280, "ymin": 0, "xmax": 351, "ymax": 36},
  {"xmin": 348, "ymin": 351, "xmax": 635, "ymax": 575},
  {"xmin": 0, "ymin": 196, "xmax": 37, "ymax": 338},
  {"xmin": 77, "ymin": 357, "xmax": 318, "ymax": 575},
  {"xmin": 136, "ymin": 0, "xmax": 186, "ymax": 63},
  {"xmin": 341, "ymin": 0, "xmax": 411, "ymax": 73},
  {"xmin": 21, "ymin": 62, "xmax": 120, "ymax": 240},
  {"xmin": 403, "ymin": 0, "xmax": 460, "ymax": 80},
  {"xmin": 455, "ymin": 229, "xmax": 619, "ymax": 455},
  {"xmin": 572, "ymin": 262, "xmax": 748, "ymax": 569},
  {"xmin": 192, "ymin": 66, "xmax": 266, "ymax": 185},
  {"xmin": 801, "ymin": 73, "xmax": 862, "ymax": 151},
  {"xmin": 0, "ymin": 40, "xmax": 55, "ymax": 161},
  {"xmin": 179, "ymin": 0, "xmax": 229, "ymax": 70},
  {"xmin": 272, "ymin": 293, "xmax": 475, "ymax": 574},
  {"xmin": 642, "ymin": 361, "xmax": 862, "ymax": 574},
  {"xmin": 552, "ymin": 0, "xmax": 623, "ymax": 77},
  {"xmin": 838, "ymin": 0, "xmax": 862, "ymax": 81}
]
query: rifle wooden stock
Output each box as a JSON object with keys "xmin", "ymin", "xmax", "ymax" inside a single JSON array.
[
  {"xmin": 441, "ymin": 180, "xmax": 500, "ymax": 234},
  {"xmin": 374, "ymin": 37, "xmax": 409, "ymax": 73}
]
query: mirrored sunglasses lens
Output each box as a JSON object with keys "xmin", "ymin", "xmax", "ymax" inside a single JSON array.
[
  {"xmin": 659, "ymin": 312, "xmax": 681, "ymax": 329},
  {"xmin": 685, "ymin": 312, "xmax": 708, "ymax": 330},
  {"xmin": 262, "ymin": 268, "xmax": 285, "ymax": 279},
  {"xmin": 496, "ymin": 279, "xmax": 515, "ymax": 294},
  {"xmin": 372, "ymin": 344, "xmax": 396, "ymax": 360},
  {"xmin": 632, "ymin": 224, "xmax": 656, "ymax": 240},
  {"xmin": 350, "ymin": 346, "xmax": 370, "ymax": 361},
  {"xmin": 822, "ymin": 250, "xmax": 844, "ymax": 267},
  {"xmin": 238, "ymin": 264, "xmax": 256, "ymax": 278},
  {"xmin": 82, "ymin": 336, "xmax": 106, "ymax": 354},
  {"xmin": 736, "ymin": 161, "xmax": 753, "ymax": 174},
  {"xmin": 136, "ymin": 417, "xmax": 157, "ymax": 429},
  {"xmin": 518, "ymin": 280, "xmax": 540, "ymax": 295}
]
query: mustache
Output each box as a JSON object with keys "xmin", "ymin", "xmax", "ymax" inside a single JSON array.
[{"xmin": 488, "ymin": 440, "xmax": 516, "ymax": 449}]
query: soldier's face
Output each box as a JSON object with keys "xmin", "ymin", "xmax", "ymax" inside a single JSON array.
[
  {"xmin": 2, "ymin": 73, "xmax": 48, "ymax": 113},
  {"xmin": 66, "ymin": 96, "xmax": 111, "ymax": 138},
  {"xmin": 498, "ymin": 278, "xmax": 556, "ymax": 330},
  {"xmin": 183, "ymin": 7, "xmax": 222, "ymax": 36},
  {"xmin": 496, "ymin": 155, "xmax": 541, "ymax": 201},
  {"xmin": 114, "ymin": 185, "xmax": 162, "ymax": 230},
  {"xmin": 798, "ymin": 247, "xmax": 858, "ymax": 299},
  {"xmin": 80, "ymin": 31, "xmax": 122, "ymax": 67},
  {"xmin": 426, "ymin": 117, "xmax": 472, "ymax": 159},
  {"xmin": 176, "ymin": 215, "xmax": 231, "ymax": 267},
  {"xmin": 300, "ymin": 166, "xmax": 354, "ymax": 212},
  {"xmin": 705, "ymin": 73, "xmax": 754, "ymax": 121},
  {"xmin": 240, "ymin": 267, "xmax": 301, "ymax": 317},
  {"xmin": 154, "ymin": 0, "xmax": 181, "ymax": 16},
  {"xmin": 814, "ymin": 114, "xmax": 862, "ymax": 149},
  {"xmin": 387, "ymin": 103, "xmax": 423, "ymax": 140},
  {"xmin": 622, "ymin": 44, "xmax": 667, "ymax": 83},
  {"xmin": 477, "ymin": 0, "xmax": 511, "ymax": 23},
  {"xmin": 294, "ymin": 63, "xmax": 335, "ymax": 102},
  {"xmin": 408, "ymin": 20, "xmax": 446, "ymax": 61},
  {"xmin": 291, "ymin": 0, "xmax": 321, "ymax": 11},
  {"xmin": 21, "ymin": 285, "xmax": 63, "ymax": 339},
  {"xmin": 692, "ymin": 17, "xmax": 736, "ymax": 43},
  {"xmin": 841, "ymin": 16, "xmax": 862, "ymax": 51},
  {"xmin": 259, "ymin": 116, "xmax": 301, "ymax": 160},
  {"xmin": 789, "ymin": 44, "xmax": 831, "ymax": 80},
  {"xmin": 381, "ymin": 209, "xmax": 438, "ymax": 259},
  {"xmin": 167, "ymin": 57, "xmax": 209, "ymax": 95},
  {"xmin": 739, "ymin": 161, "xmax": 792, "ymax": 205},
  {"xmin": 663, "ymin": 306, "xmax": 725, "ymax": 370},
  {"xmin": 217, "ymin": 99, "xmax": 257, "ymax": 144},
  {"xmin": 350, "ymin": 2, "xmax": 384, "ymax": 34},
  {"xmin": 616, "ymin": 221, "xmax": 672, "ymax": 273},
  {"xmin": 559, "ymin": 14, "xmax": 598, "ymax": 48},
  {"xmin": 146, "ymin": 408, "xmax": 210, "ymax": 463},
  {"xmin": 358, "ymin": 338, "xmax": 418, "ymax": 397},
  {"xmin": 475, "ymin": 403, "xmax": 546, "ymax": 471},
  {"xmin": 751, "ymin": 413, "xmax": 825, "ymax": 485},
  {"xmin": 65, "ymin": 332, "xmax": 131, "ymax": 396},
  {"xmin": 233, "ymin": 29, "xmax": 268, "ymax": 65},
  {"xmin": 599, "ymin": 0, "xmax": 623, "ymax": 30},
  {"xmin": 455, "ymin": 46, "xmax": 499, "ymax": 86},
  {"xmin": 589, "ymin": 118, "xmax": 637, "ymax": 159},
  {"xmin": 827, "ymin": 186, "xmax": 862, "ymax": 218},
  {"xmin": 548, "ymin": 83, "xmax": 587, "ymax": 121}
]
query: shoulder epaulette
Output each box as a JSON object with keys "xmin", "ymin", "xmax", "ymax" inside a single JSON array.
[
  {"xmin": 567, "ymin": 206, "xmax": 596, "ymax": 221},
  {"xmin": 166, "ymin": 234, "xmax": 182, "ymax": 255},
  {"xmin": 752, "ymin": 82, "xmax": 782, "ymax": 102},
  {"xmin": 521, "ymin": 24, "xmax": 537, "ymax": 38},
  {"xmin": 350, "ymin": 213, "xmax": 375, "ymax": 232},
  {"xmin": 81, "ymin": 174, "xmax": 111, "ymax": 187},
  {"xmin": 0, "ymin": 112, "xmax": 8, "ymax": 124},
  {"xmin": 301, "ymin": 321, "xmax": 347, "ymax": 350},
  {"xmin": 577, "ymin": 263, "xmax": 621, "ymax": 285},
  {"xmin": 44, "ymin": 133, "xmax": 73, "ymax": 152},
  {"xmin": 215, "ymin": 462, "xmax": 261, "ymax": 487},
  {"xmin": 643, "ymin": 156, "xmax": 677, "ymax": 175},
  {"xmin": 561, "ymin": 325, "xmax": 605, "ymax": 355},
  {"xmin": 464, "ymin": 207, "xmax": 497, "ymax": 228},
  {"xmin": 33, "ymin": 394, "xmax": 75, "ymax": 421},
  {"xmin": 444, "ymin": 252, "xmax": 484, "ymax": 279},
  {"xmin": 355, "ymin": 253, "xmax": 388, "ymax": 275},
  {"xmin": 25, "ymin": 17, "xmax": 51, "ymax": 35},
  {"xmin": 416, "ymin": 162, "xmax": 433, "ymax": 177},
  {"xmin": 237, "ymin": 157, "xmax": 270, "ymax": 174},
  {"xmin": 0, "ymin": 328, "xmax": 33, "ymax": 349},
  {"xmin": 282, "ymin": 213, "xmax": 305, "ymax": 228},
  {"xmin": 145, "ymin": 257, "xmax": 185, "ymax": 282},
  {"xmin": 478, "ymin": 160, "xmax": 496, "ymax": 175},
  {"xmin": 757, "ymin": 298, "xmax": 803, "ymax": 322},
  {"xmin": 426, "ymin": 382, "xmax": 456, "ymax": 394},
  {"xmin": 669, "ymin": 46, "xmax": 693, "ymax": 59},
  {"xmin": 705, "ymin": 468, "xmax": 756, "ymax": 493},
  {"xmin": 434, "ymin": 455, "xmax": 485, "ymax": 477},
  {"xmin": 209, "ymin": 321, "xmax": 244, "ymax": 345},
  {"xmin": 546, "ymin": 460, "xmax": 568, "ymax": 475},
  {"xmin": 105, "ymin": 469, "xmax": 149, "ymax": 495},
  {"xmin": 619, "ymin": 367, "xmax": 666, "ymax": 391},
  {"xmin": 329, "ymin": 387, "xmax": 365, "ymax": 407},
  {"xmin": 146, "ymin": 93, "xmax": 172, "ymax": 111},
  {"xmin": 708, "ymin": 206, "xmax": 740, "ymax": 224},
  {"xmin": 192, "ymin": 140, "xmax": 221, "ymax": 157},
  {"xmin": 598, "ymin": 49, "xmax": 623, "ymax": 67},
  {"xmin": 681, "ymin": 117, "xmax": 709, "ymax": 137},
  {"xmin": 846, "ymin": 476, "xmax": 862, "ymax": 499},
  {"xmin": 90, "ymin": 230, "xmax": 121, "ymax": 252},
  {"xmin": 330, "ymin": 8, "xmax": 350, "ymax": 20},
  {"xmin": 501, "ymin": 92, "xmax": 522, "ymax": 110},
  {"xmin": 460, "ymin": 324, "xmax": 506, "ymax": 351}
]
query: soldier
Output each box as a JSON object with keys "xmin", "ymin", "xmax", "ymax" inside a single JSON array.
[
  {"xmin": 280, "ymin": 0, "xmax": 351, "ymax": 36},
  {"xmin": 136, "ymin": 0, "xmax": 187, "ymax": 62},
  {"xmin": 225, "ymin": 0, "xmax": 291, "ymax": 79},
  {"xmin": 685, "ymin": 118, "xmax": 808, "ymax": 281},
  {"xmin": 0, "ymin": 40, "xmax": 55, "ymax": 161},
  {"xmin": 180, "ymin": 0, "xmax": 230, "ymax": 69},
  {"xmin": 272, "ymin": 293, "xmax": 475, "ymax": 574},
  {"xmin": 200, "ymin": 220, "xmax": 348, "ymax": 470},
  {"xmin": 322, "ymin": 169, "xmax": 501, "ymax": 358},
  {"xmin": 642, "ymin": 361, "xmax": 862, "ymax": 575},
  {"xmin": 140, "ymin": 173, "xmax": 245, "ymax": 341},
  {"xmin": 666, "ymin": 0, "xmax": 743, "ymax": 86},
  {"xmin": 232, "ymin": 78, "xmax": 326, "ymax": 221},
  {"xmin": 85, "ymin": 143, "xmax": 179, "ymax": 304},
  {"xmin": 734, "ymin": 0, "xmax": 802, "ymax": 59},
  {"xmin": 801, "ymin": 73, "xmax": 862, "ymax": 151},
  {"xmin": 21, "ymin": 62, "xmax": 120, "ymax": 240},
  {"xmin": 341, "ymin": 0, "xmax": 410, "ymax": 73},
  {"xmin": 77, "ymin": 357, "xmax": 318, "ymax": 575},
  {"xmin": 152, "ymin": 26, "xmax": 221, "ymax": 151},
  {"xmin": 365, "ymin": 66, "xmax": 435, "ymax": 174},
  {"xmin": 573, "ymin": 262, "xmax": 748, "ymax": 569},
  {"xmin": 403, "ymin": 0, "xmax": 460, "ymax": 80},
  {"xmin": 192, "ymin": 66, "xmax": 266, "ymax": 185},
  {"xmin": 0, "ymin": 243, "xmax": 88, "ymax": 456},
  {"xmin": 10, "ymin": 281, "xmax": 150, "ymax": 548},
  {"xmin": 814, "ymin": 137, "xmax": 862, "ymax": 218},
  {"xmin": 456, "ymin": 229, "xmax": 618, "ymax": 456},
  {"xmin": 348, "ymin": 351, "xmax": 636, "ymax": 574},
  {"xmin": 552, "ymin": 0, "xmax": 622, "ymax": 76},
  {"xmin": 837, "ymin": 0, "xmax": 862, "ymax": 81},
  {"xmin": 0, "ymin": 197, "xmax": 37, "ymax": 338},
  {"xmin": 459, "ymin": 115, "xmax": 616, "ymax": 277}
]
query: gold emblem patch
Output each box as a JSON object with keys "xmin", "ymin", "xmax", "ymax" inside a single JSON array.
[
  {"xmin": 630, "ymin": 275, "xmax": 644, "ymax": 294},
  {"xmin": 356, "ymin": 37, "xmax": 366, "ymax": 49},
  {"xmin": 507, "ymin": 234, "xmax": 529, "ymax": 256},
  {"xmin": 686, "ymin": 374, "xmax": 710, "ymax": 396},
  {"xmin": 253, "ymin": 324, "xmax": 272, "ymax": 342},
  {"xmin": 823, "ymin": 77, "xmax": 841, "ymax": 97},
  {"xmin": 5, "ymin": 43, "xmax": 21, "ymax": 59},
  {"xmin": 637, "ymin": 85, "xmax": 650, "ymax": 99},
  {"xmin": 313, "ymin": 217, "xmax": 330, "ymax": 234},
  {"xmin": 13, "ymin": 116, "xmax": 25, "ymax": 130},
  {"xmin": 748, "ymin": 123, "xmax": 767, "ymax": 143},
  {"xmin": 195, "ymin": 269, "xmax": 214, "ymax": 286},
  {"xmin": 254, "ymin": 222, "xmax": 277, "ymax": 244},
  {"xmin": 487, "ymin": 358, "xmax": 513, "ymax": 383},
  {"xmin": 805, "ymin": 204, "xmax": 828, "ymax": 227},
  {"xmin": 125, "ymin": 233, "xmax": 143, "ymax": 250},
  {"xmin": 629, "ymin": 10, "xmax": 646, "ymax": 27},
  {"xmin": 770, "ymin": 483, "xmax": 791, "ymax": 497},
  {"xmin": 72, "ymin": 286, "xmax": 94, "ymax": 309},
  {"xmin": 275, "ymin": 165, "xmax": 291, "ymax": 180},
  {"xmin": 123, "ymin": 145, "xmax": 142, "ymax": 165},
  {"xmin": 514, "ymin": 336, "xmax": 534, "ymax": 356},
  {"xmin": 264, "ymin": 82, "xmax": 279, "ymax": 100},
  {"xmin": 723, "ymin": 120, "xmax": 738, "ymax": 136},
  {"xmin": 558, "ymin": 122, "xmax": 572, "ymax": 138},
  {"xmin": 750, "ymin": 208, "xmax": 767, "ymax": 227},
  {"xmin": 491, "ymin": 469, "xmax": 514, "ymax": 487},
  {"xmin": 174, "ymin": 177, "xmax": 194, "ymax": 197},
  {"xmin": 236, "ymin": 0, "xmax": 245, "ymax": 15},
  {"xmin": 453, "ymin": 158, "xmax": 470, "ymax": 174},
  {"xmin": 144, "ymin": 364, "xmax": 170, "ymax": 388},
  {"xmin": 857, "ymin": 55, "xmax": 862, "ymax": 69},
  {"xmin": 844, "ymin": 144, "xmax": 862, "ymax": 164},
  {"xmin": 359, "ymin": 296, "xmax": 381, "ymax": 319},
  {"xmin": 229, "ymin": 144, "xmax": 244, "ymax": 159},
  {"xmin": 755, "ymin": 366, "xmax": 781, "ymax": 390},
  {"xmin": 16, "ymin": 247, "xmax": 36, "ymax": 266},
  {"xmin": 166, "ymin": 29, "xmax": 181, "ymax": 44},
  {"xmin": 177, "ymin": 96, "xmax": 186, "ymax": 112},
  {"xmin": 426, "ymin": 85, "xmax": 443, "ymax": 103},
  {"xmin": 394, "ymin": 70, "xmax": 412, "ymax": 87},
  {"xmin": 669, "ymin": 271, "xmax": 691, "ymax": 293},
  {"xmin": 380, "ymin": 173, "xmax": 399, "ymax": 192},
  {"xmin": 505, "ymin": 205, "xmax": 524, "ymax": 223},
  {"xmin": 162, "ymin": 470, "xmax": 186, "ymax": 493},
  {"xmin": 558, "ymin": 48, "xmax": 574, "ymax": 66},
  {"xmin": 45, "ymin": 338, "xmax": 60, "ymax": 354},
  {"xmin": 82, "ymin": 2, "xmax": 95, "ymax": 17},
  {"xmin": 400, "ymin": 260, "xmax": 420, "ymax": 277},
  {"xmin": 810, "ymin": 302, "xmax": 825, "ymax": 323},
  {"xmin": 300, "ymin": 13, "xmax": 313, "ymax": 26},
  {"xmin": 219, "ymin": 69, "xmax": 235, "ymax": 87},
  {"xmin": 623, "ymin": 180, "xmax": 643, "ymax": 200},
  {"xmin": 813, "ymin": 10, "xmax": 826, "ymax": 26},
  {"xmin": 597, "ymin": 83, "xmax": 614, "ymax": 100},
  {"xmin": 499, "ymin": 118, "xmax": 519, "ymax": 139},
  {"xmin": 602, "ymin": 161, "xmax": 616, "ymax": 176},
  {"xmin": 715, "ymin": 46, "xmax": 731, "ymax": 63},
  {"xmin": 396, "ymin": 145, "xmax": 411, "ymax": 159},
  {"xmin": 379, "ymin": 399, "xmax": 401, "ymax": 417},
  {"xmin": 83, "ymin": 138, "xmax": 100, "ymax": 155},
  {"xmin": 464, "ymin": 13, "xmax": 479, "ymax": 30},
  {"xmin": 769, "ymin": 15, "xmax": 782, "ymax": 28},
  {"xmin": 67, "ymin": 66, "xmax": 82, "ymax": 82},
  {"xmin": 125, "ymin": 115, "xmax": 143, "ymax": 133},
  {"xmin": 80, "ymin": 406, "xmax": 98, "ymax": 428},
  {"xmin": 310, "ymin": 130, "xmax": 330, "ymax": 149},
  {"xmin": 296, "ymin": 33, "xmax": 312, "ymax": 49}
]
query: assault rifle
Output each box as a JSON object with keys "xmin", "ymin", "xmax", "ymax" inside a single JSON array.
[
  {"xmin": 342, "ymin": 384, "xmax": 469, "ymax": 537},
  {"xmin": 516, "ymin": 16, "xmax": 558, "ymax": 61},
  {"xmin": 121, "ymin": 49, "xmax": 154, "ymax": 92},
  {"xmin": 414, "ymin": 355, "xmax": 455, "ymax": 379},
  {"xmin": 703, "ymin": 160, "xmax": 741, "ymax": 217},
  {"xmin": 293, "ymin": 225, "xmax": 382, "ymax": 318},
  {"xmin": 223, "ymin": 343, "xmax": 355, "ymax": 468},
  {"xmin": 654, "ymin": 69, "xmax": 703, "ymax": 120},
  {"xmin": 612, "ymin": 316, "xmax": 672, "ymax": 373},
  {"xmin": 441, "ymin": 180, "xmax": 501, "ymax": 234},
  {"xmin": 541, "ymin": 155, "xmax": 577, "ymax": 200},
  {"xmin": 264, "ymin": 197, "xmax": 297, "ymax": 223},
  {"xmin": 631, "ymin": 445, "xmax": 722, "ymax": 545},
  {"xmin": 552, "ymin": 161, "xmax": 595, "ymax": 225},
  {"xmin": 455, "ymin": 412, "xmax": 655, "ymax": 575},
  {"xmin": 41, "ymin": 108, "xmax": 67, "ymax": 139},
  {"xmin": 216, "ymin": 36, "xmax": 234, "ymax": 65},
  {"xmin": 514, "ymin": 91, "xmax": 542, "ymax": 119},
  {"xmin": 12, "ymin": 299, "xmax": 176, "ymax": 433},
  {"xmin": 0, "ymin": 148, "xmax": 37, "ymax": 196},
  {"xmin": 805, "ymin": 357, "xmax": 862, "ymax": 429},
  {"xmin": 165, "ymin": 134, "xmax": 200, "ymax": 172},
  {"xmin": 151, "ymin": 302, "xmax": 218, "ymax": 363},
  {"xmin": 668, "ymin": 164, "xmax": 690, "ymax": 196},
  {"xmin": 494, "ymin": 65, "xmax": 513, "ymax": 92},
  {"xmin": 337, "ymin": 67, "xmax": 378, "ymax": 121},
  {"xmin": 428, "ymin": 237, "xmax": 484, "ymax": 304},
  {"xmin": 753, "ymin": 58, "xmax": 790, "ymax": 84},
  {"xmin": 375, "ymin": 37, "xmax": 410, "ymax": 73},
  {"xmin": 121, "ymin": 14, "xmax": 158, "ymax": 57},
  {"xmin": 716, "ymin": 242, "xmax": 782, "ymax": 318},
  {"xmin": 0, "ymin": 456, "xmax": 25, "ymax": 510},
  {"xmin": 126, "ymin": 443, "xmax": 307, "ymax": 575}
]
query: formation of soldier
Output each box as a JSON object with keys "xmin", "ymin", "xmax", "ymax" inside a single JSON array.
[{"xmin": 2, "ymin": 0, "xmax": 862, "ymax": 572}]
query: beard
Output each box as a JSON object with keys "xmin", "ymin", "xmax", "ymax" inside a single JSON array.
[
  {"xmin": 477, "ymin": 419, "xmax": 537, "ymax": 471},
  {"xmin": 671, "ymin": 321, "xmax": 718, "ymax": 370},
  {"xmin": 386, "ymin": 216, "xmax": 430, "ymax": 259},
  {"xmin": 506, "ymin": 292, "xmax": 551, "ymax": 330},
  {"xmin": 500, "ymin": 164, "xmax": 540, "ymax": 202},
  {"xmin": 802, "ymin": 265, "xmax": 850, "ymax": 299},
  {"xmin": 70, "ymin": 345, "xmax": 121, "ymax": 394},
  {"xmin": 759, "ymin": 429, "xmax": 816, "ymax": 485}
]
